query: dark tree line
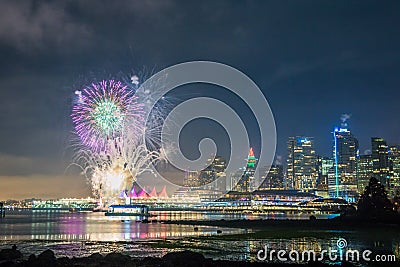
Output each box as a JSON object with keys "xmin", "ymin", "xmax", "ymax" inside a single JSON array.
[{"xmin": 357, "ymin": 177, "xmax": 393, "ymax": 216}]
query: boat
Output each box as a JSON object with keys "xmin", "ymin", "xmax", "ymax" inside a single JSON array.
[
  {"xmin": 105, "ymin": 204, "xmax": 152, "ymax": 216},
  {"xmin": 69, "ymin": 207, "xmax": 78, "ymax": 213},
  {"xmin": 92, "ymin": 206, "xmax": 108, "ymax": 212}
]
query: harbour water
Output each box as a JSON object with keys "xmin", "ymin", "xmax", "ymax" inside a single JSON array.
[
  {"xmin": 0, "ymin": 210, "xmax": 399, "ymax": 263},
  {"xmin": 0, "ymin": 210, "xmax": 248, "ymax": 241}
]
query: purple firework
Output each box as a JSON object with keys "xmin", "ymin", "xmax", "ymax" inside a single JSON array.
[{"xmin": 72, "ymin": 80, "xmax": 143, "ymax": 151}]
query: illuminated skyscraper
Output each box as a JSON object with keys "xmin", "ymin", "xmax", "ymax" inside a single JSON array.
[
  {"xmin": 389, "ymin": 145, "xmax": 400, "ymax": 198},
  {"xmin": 371, "ymin": 137, "xmax": 390, "ymax": 187},
  {"xmin": 229, "ymin": 168, "xmax": 246, "ymax": 191},
  {"xmin": 210, "ymin": 156, "xmax": 227, "ymax": 191},
  {"xmin": 259, "ymin": 164, "xmax": 284, "ymax": 190},
  {"xmin": 330, "ymin": 121, "xmax": 359, "ymax": 201},
  {"xmin": 184, "ymin": 170, "xmax": 200, "ymax": 187},
  {"xmin": 316, "ymin": 157, "xmax": 334, "ymax": 190},
  {"xmin": 198, "ymin": 156, "xmax": 227, "ymax": 190},
  {"xmin": 356, "ymin": 154, "xmax": 373, "ymax": 194},
  {"xmin": 235, "ymin": 148, "xmax": 257, "ymax": 192},
  {"xmin": 286, "ymin": 137, "xmax": 318, "ymax": 191}
]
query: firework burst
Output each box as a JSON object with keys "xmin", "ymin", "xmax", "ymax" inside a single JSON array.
[
  {"xmin": 71, "ymin": 76, "xmax": 169, "ymax": 204},
  {"xmin": 71, "ymin": 80, "xmax": 143, "ymax": 152}
]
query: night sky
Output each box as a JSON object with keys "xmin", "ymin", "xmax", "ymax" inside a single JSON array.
[{"xmin": 0, "ymin": 1, "xmax": 399, "ymax": 199}]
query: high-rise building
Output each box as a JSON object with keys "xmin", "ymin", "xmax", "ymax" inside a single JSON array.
[
  {"xmin": 198, "ymin": 156, "xmax": 227, "ymax": 190},
  {"xmin": 330, "ymin": 124, "xmax": 359, "ymax": 201},
  {"xmin": 316, "ymin": 157, "xmax": 333, "ymax": 190},
  {"xmin": 371, "ymin": 137, "xmax": 390, "ymax": 187},
  {"xmin": 229, "ymin": 167, "xmax": 246, "ymax": 191},
  {"xmin": 389, "ymin": 145, "xmax": 400, "ymax": 198},
  {"xmin": 286, "ymin": 137, "xmax": 318, "ymax": 191},
  {"xmin": 210, "ymin": 156, "xmax": 227, "ymax": 191},
  {"xmin": 235, "ymin": 148, "xmax": 257, "ymax": 192},
  {"xmin": 259, "ymin": 165, "xmax": 284, "ymax": 190},
  {"xmin": 356, "ymin": 154, "xmax": 373, "ymax": 194},
  {"xmin": 258, "ymin": 165, "xmax": 271, "ymax": 187},
  {"xmin": 184, "ymin": 170, "xmax": 201, "ymax": 187}
]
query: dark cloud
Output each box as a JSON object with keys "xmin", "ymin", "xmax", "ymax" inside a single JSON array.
[
  {"xmin": 0, "ymin": 0, "xmax": 399, "ymax": 198},
  {"xmin": 0, "ymin": 1, "xmax": 91, "ymax": 52}
]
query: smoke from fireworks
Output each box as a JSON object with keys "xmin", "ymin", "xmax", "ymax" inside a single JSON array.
[{"xmin": 340, "ymin": 113, "xmax": 352, "ymax": 128}]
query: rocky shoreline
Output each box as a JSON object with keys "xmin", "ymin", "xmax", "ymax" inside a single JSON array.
[{"xmin": 0, "ymin": 247, "xmax": 362, "ymax": 267}]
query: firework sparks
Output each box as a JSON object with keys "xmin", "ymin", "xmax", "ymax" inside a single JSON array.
[
  {"xmin": 71, "ymin": 76, "xmax": 168, "ymax": 205},
  {"xmin": 71, "ymin": 80, "xmax": 143, "ymax": 152},
  {"xmin": 73, "ymin": 138, "xmax": 161, "ymax": 203}
]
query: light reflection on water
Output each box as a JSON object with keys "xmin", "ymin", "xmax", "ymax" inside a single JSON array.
[
  {"xmin": 0, "ymin": 211, "xmax": 244, "ymax": 242},
  {"xmin": 186, "ymin": 235, "xmax": 400, "ymax": 263},
  {"xmin": 0, "ymin": 210, "xmax": 399, "ymax": 263},
  {"xmin": 151, "ymin": 210, "xmax": 339, "ymax": 221}
]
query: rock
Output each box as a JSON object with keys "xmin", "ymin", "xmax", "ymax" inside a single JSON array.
[
  {"xmin": 57, "ymin": 256, "xmax": 72, "ymax": 266},
  {"xmin": 140, "ymin": 256, "xmax": 162, "ymax": 266},
  {"xmin": 88, "ymin": 252, "xmax": 103, "ymax": 261},
  {"xmin": 104, "ymin": 252, "xmax": 131, "ymax": 264},
  {"xmin": 161, "ymin": 251, "xmax": 206, "ymax": 267},
  {"xmin": 28, "ymin": 254, "xmax": 36, "ymax": 262},
  {"xmin": 0, "ymin": 261, "xmax": 18, "ymax": 267},
  {"xmin": 0, "ymin": 248, "xmax": 23, "ymax": 261},
  {"xmin": 36, "ymin": 249, "xmax": 57, "ymax": 266}
]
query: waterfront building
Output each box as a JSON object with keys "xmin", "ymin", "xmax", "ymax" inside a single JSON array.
[
  {"xmin": 286, "ymin": 137, "xmax": 318, "ymax": 192},
  {"xmin": 223, "ymin": 189, "xmax": 318, "ymax": 205},
  {"xmin": 32, "ymin": 198, "xmax": 98, "ymax": 210}
]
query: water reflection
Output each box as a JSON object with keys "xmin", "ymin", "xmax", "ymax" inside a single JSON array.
[
  {"xmin": 0, "ymin": 211, "xmax": 245, "ymax": 242},
  {"xmin": 0, "ymin": 210, "xmax": 399, "ymax": 263},
  {"xmin": 195, "ymin": 234, "xmax": 400, "ymax": 263},
  {"xmin": 151, "ymin": 211, "xmax": 338, "ymax": 221}
]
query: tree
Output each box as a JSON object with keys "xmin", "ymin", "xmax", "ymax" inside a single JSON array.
[{"xmin": 357, "ymin": 177, "xmax": 393, "ymax": 216}]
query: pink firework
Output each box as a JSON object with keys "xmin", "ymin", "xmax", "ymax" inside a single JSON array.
[{"xmin": 72, "ymin": 80, "xmax": 143, "ymax": 151}]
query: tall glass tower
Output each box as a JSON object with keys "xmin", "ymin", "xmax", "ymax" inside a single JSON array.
[
  {"xmin": 330, "ymin": 120, "xmax": 359, "ymax": 201},
  {"xmin": 259, "ymin": 164, "xmax": 284, "ymax": 190},
  {"xmin": 356, "ymin": 154, "xmax": 373, "ymax": 194},
  {"xmin": 198, "ymin": 156, "xmax": 227, "ymax": 191},
  {"xmin": 286, "ymin": 137, "xmax": 318, "ymax": 192},
  {"xmin": 371, "ymin": 137, "xmax": 390, "ymax": 187},
  {"xmin": 389, "ymin": 146, "xmax": 400, "ymax": 198}
]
